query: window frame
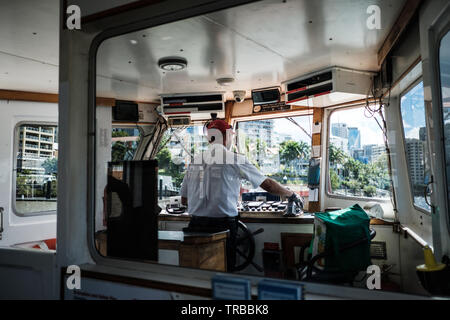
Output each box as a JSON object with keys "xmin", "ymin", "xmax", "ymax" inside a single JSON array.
[
  {"xmin": 325, "ymin": 104, "xmax": 393, "ymax": 203},
  {"xmin": 12, "ymin": 121, "xmax": 58, "ymax": 217},
  {"xmin": 398, "ymin": 77, "xmax": 432, "ymax": 215},
  {"xmin": 85, "ymin": 0, "xmax": 317, "ymax": 278}
]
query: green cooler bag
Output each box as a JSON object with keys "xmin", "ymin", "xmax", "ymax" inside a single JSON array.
[{"xmin": 311, "ymin": 204, "xmax": 371, "ymax": 273}]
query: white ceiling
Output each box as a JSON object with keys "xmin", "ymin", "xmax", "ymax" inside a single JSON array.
[
  {"xmin": 97, "ymin": 0, "xmax": 406, "ymax": 102},
  {"xmin": 0, "ymin": 0, "xmax": 407, "ymax": 99},
  {"xmin": 0, "ymin": 0, "xmax": 59, "ymax": 93}
]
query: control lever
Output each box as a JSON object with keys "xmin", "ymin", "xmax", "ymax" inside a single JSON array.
[{"xmin": 284, "ymin": 193, "xmax": 304, "ymax": 217}]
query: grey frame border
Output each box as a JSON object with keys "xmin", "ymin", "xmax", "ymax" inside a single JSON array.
[
  {"xmin": 12, "ymin": 121, "xmax": 58, "ymax": 217},
  {"xmin": 86, "ymin": 0, "xmax": 260, "ymax": 269},
  {"xmin": 325, "ymin": 104, "xmax": 393, "ymax": 204},
  {"xmin": 428, "ymin": 1, "xmax": 450, "ymax": 235}
]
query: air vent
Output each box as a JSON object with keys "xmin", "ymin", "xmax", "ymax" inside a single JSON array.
[
  {"xmin": 160, "ymin": 92, "xmax": 224, "ymax": 119},
  {"xmin": 167, "ymin": 116, "xmax": 191, "ymax": 126},
  {"xmin": 285, "ymin": 67, "xmax": 374, "ymax": 107},
  {"xmin": 370, "ymin": 241, "xmax": 387, "ymax": 260}
]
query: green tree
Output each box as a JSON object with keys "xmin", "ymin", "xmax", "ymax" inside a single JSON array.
[
  {"xmin": 112, "ymin": 130, "xmax": 129, "ymax": 138},
  {"xmin": 329, "ymin": 144, "xmax": 347, "ymax": 165},
  {"xmin": 343, "ymin": 157, "xmax": 363, "ymax": 180},
  {"xmin": 243, "ymin": 135, "xmax": 260, "ymax": 169},
  {"xmin": 363, "ymin": 185, "xmax": 377, "ymax": 197},
  {"xmin": 343, "ymin": 179, "xmax": 361, "ymax": 194},
  {"xmin": 156, "ymin": 147, "xmax": 172, "ymax": 171},
  {"xmin": 42, "ymin": 157, "xmax": 58, "ymax": 175},
  {"xmin": 280, "ymin": 140, "xmax": 310, "ymax": 163},
  {"xmin": 111, "ymin": 142, "xmax": 127, "ymax": 162},
  {"xmin": 16, "ymin": 174, "xmax": 28, "ymax": 196},
  {"xmin": 330, "ymin": 168, "xmax": 341, "ymax": 190}
]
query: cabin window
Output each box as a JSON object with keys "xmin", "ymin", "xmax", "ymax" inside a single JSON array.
[
  {"xmin": 439, "ymin": 30, "xmax": 450, "ymax": 217},
  {"xmin": 400, "ymin": 81, "xmax": 431, "ymax": 212},
  {"xmin": 155, "ymin": 125, "xmax": 207, "ymax": 207},
  {"xmin": 327, "ymin": 107, "xmax": 391, "ymax": 199},
  {"xmin": 111, "ymin": 127, "xmax": 141, "ymax": 162},
  {"xmin": 14, "ymin": 124, "xmax": 58, "ymax": 215},
  {"xmin": 236, "ymin": 116, "xmax": 313, "ymax": 201}
]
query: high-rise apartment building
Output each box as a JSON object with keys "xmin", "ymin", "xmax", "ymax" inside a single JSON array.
[{"xmin": 405, "ymin": 138, "xmax": 425, "ymax": 185}]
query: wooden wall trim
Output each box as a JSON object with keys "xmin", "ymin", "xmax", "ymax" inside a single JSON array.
[
  {"xmin": 0, "ymin": 89, "xmax": 58, "ymax": 103},
  {"xmin": 309, "ymin": 107, "xmax": 324, "ymax": 213},
  {"xmin": 0, "ymin": 89, "xmax": 156, "ymax": 106},
  {"xmin": 224, "ymin": 100, "xmax": 234, "ymax": 124},
  {"xmin": 377, "ymin": 0, "xmax": 423, "ymax": 66},
  {"xmin": 96, "ymin": 97, "xmax": 115, "ymax": 106}
]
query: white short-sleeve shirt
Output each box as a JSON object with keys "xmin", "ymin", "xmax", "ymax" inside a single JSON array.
[{"xmin": 180, "ymin": 143, "xmax": 266, "ymax": 217}]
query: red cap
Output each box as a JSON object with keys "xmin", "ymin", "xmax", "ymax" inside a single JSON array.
[{"xmin": 207, "ymin": 119, "xmax": 232, "ymax": 136}]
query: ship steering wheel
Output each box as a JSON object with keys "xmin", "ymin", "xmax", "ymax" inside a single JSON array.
[{"xmin": 234, "ymin": 221, "xmax": 264, "ymax": 272}]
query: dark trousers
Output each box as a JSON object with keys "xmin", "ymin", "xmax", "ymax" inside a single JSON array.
[{"xmin": 187, "ymin": 216, "xmax": 238, "ymax": 272}]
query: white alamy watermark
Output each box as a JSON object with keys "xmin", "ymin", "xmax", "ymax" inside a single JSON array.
[
  {"xmin": 366, "ymin": 5, "xmax": 381, "ymax": 30},
  {"xmin": 366, "ymin": 265, "xmax": 381, "ymax": 290},
  {"xmin": 66, "ymin": 5, "xmax": 81, "ymax": 30},
  {"xmin": 66, "ymin": 265, "xmax": 81, "ymax": 290}
]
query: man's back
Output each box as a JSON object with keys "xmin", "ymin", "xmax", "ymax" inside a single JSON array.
[{"xmin": 180, "ymin": 143, "xmax": 266, "ymax": 218}]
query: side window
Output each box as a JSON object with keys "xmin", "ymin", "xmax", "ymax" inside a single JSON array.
[
  {"xmin": 328, "ymin": 107, "xmax": 391, "ymax": 199},
  {"xmin": 15, "ymin": 124, "xmax": 58, "ymax": 214},
  {"xmin": 400, "ymin": 81, "xmax": 431, "ymax": 212},
  {"xmin": 111, "ymin": 127, "xmax": 141, "ymax": 162}
]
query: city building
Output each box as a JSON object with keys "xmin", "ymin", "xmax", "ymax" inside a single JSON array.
[
  {"xmin": 330, "ymin": 135, "xmax": 349, "ymax": 154},
  {"xmin": 239, "ymin": 120, "xmax": 274, "ymax": 147},
  {"xmin": 371, "ymin": 145, "xmax": 386, "ymax": 161},
  {"xmin": 362, "ymin": 144, "xmax": 386, "ymax": 162},
  {"xmin": 405, "ymin": 138, "xmax": 425, "ymax": 185},
  {"xmin": 348, "ymin": 127, "xmax": 361, "ymax": 151},
  {"xmin": 331, "ymin": 123, "xmax": 348, "ymax": 139},
  {"xmin": 274, "ymin": 133, "xmax": 293, "ymax": 145},
  {"xmin": 17, "ymin": 125, "xmax": 57, "ymax": 183},
  {"xmin": 352, "ymin": 148, "xmax": 368, "ymax": 163},
  {"xmin": 419, "ymin": 126, "xmax": 427, "ymax": 142}
]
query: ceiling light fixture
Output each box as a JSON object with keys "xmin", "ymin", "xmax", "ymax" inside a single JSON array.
[{"xmin": 158, "ymin": 57, "xmax": 187, "ymax": 71}]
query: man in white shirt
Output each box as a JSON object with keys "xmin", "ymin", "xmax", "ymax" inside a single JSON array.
[{"xmin": 180, "ymin": 119, "xmax": 302, "ymax": 272}]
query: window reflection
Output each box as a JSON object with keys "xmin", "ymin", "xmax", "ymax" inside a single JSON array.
[
  {"xmin": 16, "ymin": 124, "xmax": 58, "ymax": 214},
  {"xmin": 400, "ymin": 81, "xmax": 430, "ymax": 211},
  {"xmin": 237, "ymin": 116, "xmax": 312, "ymax": 200}
]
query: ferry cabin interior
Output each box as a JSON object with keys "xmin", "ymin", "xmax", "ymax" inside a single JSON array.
[{"xmin": 1, "ymin": 0, "xmax": 450, "ymax": 300}]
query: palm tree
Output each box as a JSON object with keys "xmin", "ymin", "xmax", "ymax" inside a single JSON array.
[
  {"xmin": 329, "ymin": 144, "xmax": 347, "ymax": 165},
  {"xmin": 279, "ymin": 140, "xmax": 310, "ymax": 172}
]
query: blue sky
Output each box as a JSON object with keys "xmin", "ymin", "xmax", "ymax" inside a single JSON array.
[
  {"xmin": 330, "ymin": 107, "xmax": 385, "ymax": 146},
  {"xmin": 400, "ymin": 81, "xmax": 426, "ymax": 140}
]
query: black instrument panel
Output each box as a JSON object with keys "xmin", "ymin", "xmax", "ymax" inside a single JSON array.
[{"xmin": 238, "ymin": 201, "xmax": 289, "ymax": 214}]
